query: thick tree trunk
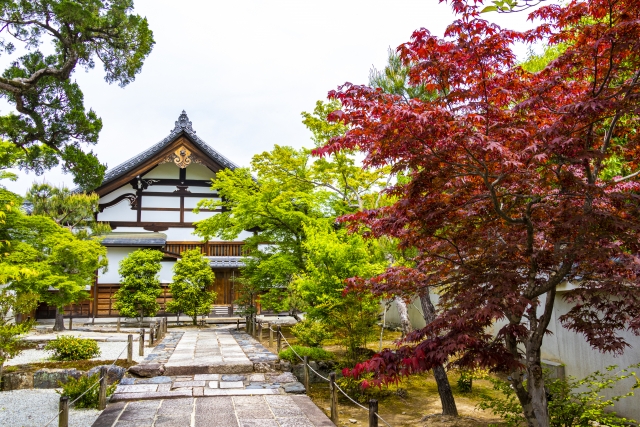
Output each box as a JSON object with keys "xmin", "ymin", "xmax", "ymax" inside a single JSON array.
[
  {"xmin": 394, "ymin": 297, "xmax": 413, "ymax": 337},
  {"xmin": 509, "ymin": 348, "xmax": 549, "ymax": 427},
  {"xmin": 419, "ymin": 293, "xmax": 458, "ymax": 417},
  {"xmin": 53, "ymin": 307, "xmax": 65, "ymax": 332}
]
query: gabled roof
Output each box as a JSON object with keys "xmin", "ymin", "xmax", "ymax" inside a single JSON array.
[
  {"xmin": 101, "ymin": 232, "xmax": 167, "ymax": 247},
  {"xmin": 99, "ymin": 111, "xmax": 238, "ymax": 189}
]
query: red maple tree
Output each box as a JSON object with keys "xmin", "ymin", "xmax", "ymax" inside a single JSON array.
[{"xmin": 316, "ymin": 1, "xmax": 640, "ymax": 426}]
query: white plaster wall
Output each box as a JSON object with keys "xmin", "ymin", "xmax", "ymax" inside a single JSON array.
[
  {"xmin": 184, "ymin": 196, "xmax": 219, "ymax": 209},
  {"xmin": 98, "ymin": 203, "xmax": 137, "ymax": 222},
  {"xmin": 184, "ymin": 211, "xmax": 217, "ymax": 222},
  {"xmin": 145, "ymin": 185, "xmax": 178, "ymax": 193},
  {"xmin": 141, "ymin": 210, "xmax": 180, "ymax": 222},
  {"xmin": 142, "ymin": 163, "xmax": 180, "ymax": 179},
  {"xmin": 186, "ymin": 163, "xmax": 215, "ymax": 180},
  {"xmin": 99, "ymin": 185, "xmax": 136, "ymax": 204},
  {"xmin": 163, "ymin": 228, "xmax": 200, "ymax": 241},
  {"xmin": 142, "ymin": 196, "xmax": 180, "ymax": 208},
  {"xmin": 98, "ymin": 247, "xmax": 175, "ymax": 284}
]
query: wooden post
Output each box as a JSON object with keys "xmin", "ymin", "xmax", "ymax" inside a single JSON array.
[
  {"xmin": 127, "ymin": 334, "xmax": 133, "ymax": 363},
  {"xmin": 116, "ymin": 317, "xmax": 120, "ymax": 332},
  {"xmin": 276, "ymin": 325, "xmax": 282, "ymax": 354},
  {"xmin": 268, "ymin": 322, "xmax": 272, "ymax": 348},
  {"xmin": 330, "ymin": 372, "xmax": 338, "ymax": 425},
  {"xmin": 303, "ymin": 356, "xmax": 310, "ymax": 392},
  {"xmin": 139, "ymin": 329, "xmax": 144, "ymax": 356},
  {"xmin": 150, "ymin": 325, "xmax": 155, "ymax": 346},
  {"xmin": 236, "ymin": 318, "xmax": 240, "ymax": 331},
  {"xmin": 98, "ymin": 366, "xmax": 108, "ymax": 410},
  {"xmin": 58, "ymin": 395, "xmax": 69, "ymax": 427},
  {"xmin": 369, "ymin": 399, "xmax": 379, "ymax": 427},
  {"xmin": 68, "ymin": 316, "xmax": 72, "ymax": 331},
  {"xmin": 258, "ymin": 322, "xmax": 262, "ymax": 342}
]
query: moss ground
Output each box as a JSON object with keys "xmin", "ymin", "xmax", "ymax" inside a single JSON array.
[{"xmin": 264, "ymin": 326, "xmax": 505, "ymax": 426}]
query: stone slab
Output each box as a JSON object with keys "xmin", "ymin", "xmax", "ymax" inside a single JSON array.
[
  {"xmin": 203, "ymin": 389, "xmax": 280, "ymax": 396},
  {"xmin": 110, "ymin": 389, "xmax": 193, "ymax": 402},
  {"xmin": 115, "ymin": 384, "xmax": 158, "ymax": 393},
  {"xmin": 172, "ymin": 380, "xmax": 206, "ymax": 388},
  {"xmin": 220, "ymin": 381, "xmax": 244, "ymax": 389},
  {"xmin": 194, "ymin": 374, "xmax": 221, "ymax": 381},
  {"xmin": 208, "ymin": 381, "xmax": 219, "ymax": 388}
]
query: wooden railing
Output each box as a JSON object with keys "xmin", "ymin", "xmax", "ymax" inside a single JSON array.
[{"xmin": 165, "ymin": 241, "xmax": 245, "ymax": 257}]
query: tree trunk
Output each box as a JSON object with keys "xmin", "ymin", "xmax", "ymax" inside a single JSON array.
[
  {"xmin": 419, "ymin": 293, "xmax": 458, "ymax": 416},
  {"xmin": 509, "ymin": 347, "xmax": 550, "ymax": 427},
  {"xmin": 394, "ymin": 297, "xmax": 413, "ymax": 338},
  {"xmin": 53, "ymin": 307, "xmax": 65, "ymax": 332}
]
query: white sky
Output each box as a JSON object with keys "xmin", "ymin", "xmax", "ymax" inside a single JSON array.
[{"xmin": 5, "ymin": 0, "xmax": 540, "ymax": 196}]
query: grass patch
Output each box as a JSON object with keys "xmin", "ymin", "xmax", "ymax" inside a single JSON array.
[{"xmin": 279, "ymin": 345, "xmax": 335, "ymax": 364}]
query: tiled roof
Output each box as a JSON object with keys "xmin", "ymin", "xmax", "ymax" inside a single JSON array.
[
  {"xmin": 100, "ymin": 111, "xmax": 238, "ymax": 187},
  {"xmin": 207, "ymin": 256, "xmax": 245, "ymax": 268},
  {"xmin": 101, "ymin": 232, "xmax": 167, "ymax": 247}
]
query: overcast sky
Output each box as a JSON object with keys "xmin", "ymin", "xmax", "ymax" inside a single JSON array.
[{"xmin": 6, "ymin": 0, "xmax": 539, "ymax": 196}]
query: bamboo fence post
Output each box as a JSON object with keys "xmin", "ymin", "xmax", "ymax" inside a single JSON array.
[
  {"xmin": 330, "ymin": 372, "xmax": 338, "ymax": 425},
  {"xmin": 369, "ymin": 399, "xmax": 379, "ymax": 427},
  {"xmin": 303, "ymin": 356, "xmax": 310, "ymax": 392},
  {"xmin": 58, "ymin": 395, "xmax": 69, "ymax": 427},
  {"xmin": 98, "ymin": 366, "xmax": 108, "ymax": 410},
  {"xmin": 276, "ymin": 325, "xmax": 282, "ymax": 354},
  {"xmin": 139, "ymin": 329, "xmax": 145, "ymax": 356},
  {"xmin": 127, "ymin": 334, "xmax": 133, "ymax": 363}
]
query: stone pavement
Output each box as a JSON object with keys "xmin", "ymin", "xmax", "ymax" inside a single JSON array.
[
  {"xmin": 111, "ymin": 372, "xmax": 306, "ymax": 402},
  {"xmin": 92, "ymin": 396, "xmax": 335, "ymax": 427},
  {"xmin": 163, "ymin": 329, "xmax": 254, "ymax": 375}
]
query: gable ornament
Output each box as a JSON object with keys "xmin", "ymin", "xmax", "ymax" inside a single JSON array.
[{"xmin": 159, "ymin": 145, "xmax": 203, "ymax": 168}]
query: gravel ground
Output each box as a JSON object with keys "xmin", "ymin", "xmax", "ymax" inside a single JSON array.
[
  {"xmin": 0, "ymin": 389, "xmax": 101, "ymax": 427},
  {"xmin": 7, "ymin": 340, "xmax": 155, "ymax": 366}
]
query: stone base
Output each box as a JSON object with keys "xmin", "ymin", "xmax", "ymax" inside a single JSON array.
[{"xmin": 164, "ymin": 361, "xmax": 253, "ymax": 376}]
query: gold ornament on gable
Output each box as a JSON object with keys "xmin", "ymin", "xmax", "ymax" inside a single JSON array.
[{"xmin": 159, "ymin": 145, "xmax": 203, "ymax": 168}]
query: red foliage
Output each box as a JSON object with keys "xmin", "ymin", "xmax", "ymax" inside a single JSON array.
[{"xmin": 317, "ymin": 0, "xmax": 640, "ymax": 388}]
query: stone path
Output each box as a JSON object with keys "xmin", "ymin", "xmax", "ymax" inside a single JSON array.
[
  {"xmin": 164, "ymin": 329, "xmax": 253, "ymax": 375},
  {"xmin": 93, "ymin": 396, "xmax": 334, "ymax": 427}
]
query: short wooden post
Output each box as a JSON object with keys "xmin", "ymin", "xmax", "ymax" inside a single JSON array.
[
  {"xmin": 268, "ymin": 322, "xmax": 273, "ymax": 347},
  {"xmin": 276, "ymin": 325, "xmax": 282, "ymax": 354},
  {"xmin": 164, "ymin": 317, "xmax": 168, "ymax": 333},
  {"xmin": 58, "ymin": 395, "xmax": 69, "ymax": 427},
  {"xmin": 236, "ymin": 318, "xmax": 240, "ymax": 331},
  {"xmin": 150, "ymin": 325, "xmax": 155, "ymax": 346},
  {"xmin": 303, "ymin": 356, "xmax": 310, "ymax": 392},
  {"xmin": 127, "ymin": 334, "xmax": 133, "ymax": 363},
  {"xmin": 369, "ymin": 399, "xmax": 379, "ymax": 427},
  {"xmin": 116, "ymin": 317, "xmax": 120, "ymax": 332},
  {"xmin": 258, "ymin": 322, "xmax": 262, "ymax": 342},
  {"xmin": 330, "ymin": 372, "xmax": 338, "ymax": 424},
  {"xmin": 139, "ymin": 329, "xmax": 145, "ymax": 356},
  {"xmin": 68, "ymin": 316, "xmax": 73, "ymax": 331},
  {"xmin": 98, "ymin": 366, "xmax": 108, "ymax": 410}
]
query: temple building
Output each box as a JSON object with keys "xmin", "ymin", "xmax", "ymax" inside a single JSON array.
[{"xmin": 40, "ymin": 112, "xmax": 249, "ymax": 319}]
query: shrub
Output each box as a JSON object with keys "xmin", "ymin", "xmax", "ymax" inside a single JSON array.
[
  {"xmin": 478, "ymin": 364, "xmax": 640, "ymax": 427},
  {"xmin": 57, "ymin": 374, "xmax": 117, "ymax": 409},
  {"xmin": 291, "ymin": 319, "xmax": 333, "ymax": 347},
  {"xmin": 278, "ymin": 345, "xmax": 334, "ymax": 364},
  {"xmin": 45, "ymin": 336, "xmax": 101, "ymax": 361}
]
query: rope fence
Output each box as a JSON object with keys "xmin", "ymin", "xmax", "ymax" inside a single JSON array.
[
  {"xmin": 43, "ymin": 319, "xmax": 161, "ymax": 427},
  {"xmin": 255, "ymin": 320, "xmax": 393, "ymax": 427}
]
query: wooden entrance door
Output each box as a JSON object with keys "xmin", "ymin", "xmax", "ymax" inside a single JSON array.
[{"xmin": 211, "ymin": 269, "xmax": 238, "ymax": 305}]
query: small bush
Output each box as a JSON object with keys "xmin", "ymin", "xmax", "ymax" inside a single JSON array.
[
  {"xmin": 291, "ymin": 319, "xmax": 333, "ymax": 347},
  {"xmin": 457, "ymin": 370, "xmax": 473, "ymax": 393},
  {"xmin": 278, "ymin": 345, "xmax": 334, "ymax": 364},
  {"xmin": 45, "ymin": 336, "xmax": 101, "ymax": 361},
  {"xmin": 57, "ymin": 374, "xmax": 117, "ymax": 409}
]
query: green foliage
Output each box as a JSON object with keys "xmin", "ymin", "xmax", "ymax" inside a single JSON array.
[
  {"xmin": 521, "ymin": 44, "xmax": 568, "ymax": 74},
  {"xmin": 0, "ymin": 289, "xmax": 38, "ymax": 370},
  {"xmin": 457, "ymin": 370, "xmax": 473, "ymax": 393},
  {"xmin": 295, "ymin": 225, "xmax": 384, "ymax": 365},
  {"xmin": 167, "ymin": 249, "xmax": 216, "ymax": 325},
  {"xmin": 1, "ymin": 188, "xmax": 107, "ymax": 317},
  {"xmin": 0, "ymin": 1, "xmax": 155, "ymax": 190},
  {"xmin": 26, "ymin": 184, "xmax": 111, "ymax": 237},
  {"xmin": 57, "ymin": 374, "xmax": 116, "ymax": 409},
  {"xmin": 479, "ymin": 365, "xmax": 640, "ymax": 427},
  {"xmin": 369, "ymin": 48, "xmax": 434, "ymax": 101},
  {"xmin": 278, "ymin": 345, "xmax": 335, "ymax": 364},
  {"xmin": 113, "ymin": 249, "xmax": 163, "ymax": 322},
  {"xmin": 45, "ymin": 336, "xmax": 101, "ymax": 361},
  {"xmin": 291, "ymin": 319, "xmax": 333, "ymax": 348}
]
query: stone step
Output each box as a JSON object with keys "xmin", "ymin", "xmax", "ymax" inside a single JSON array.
[{"xmin": 163, "ymin": 360, "xmax": 254, "ymax": 375}]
